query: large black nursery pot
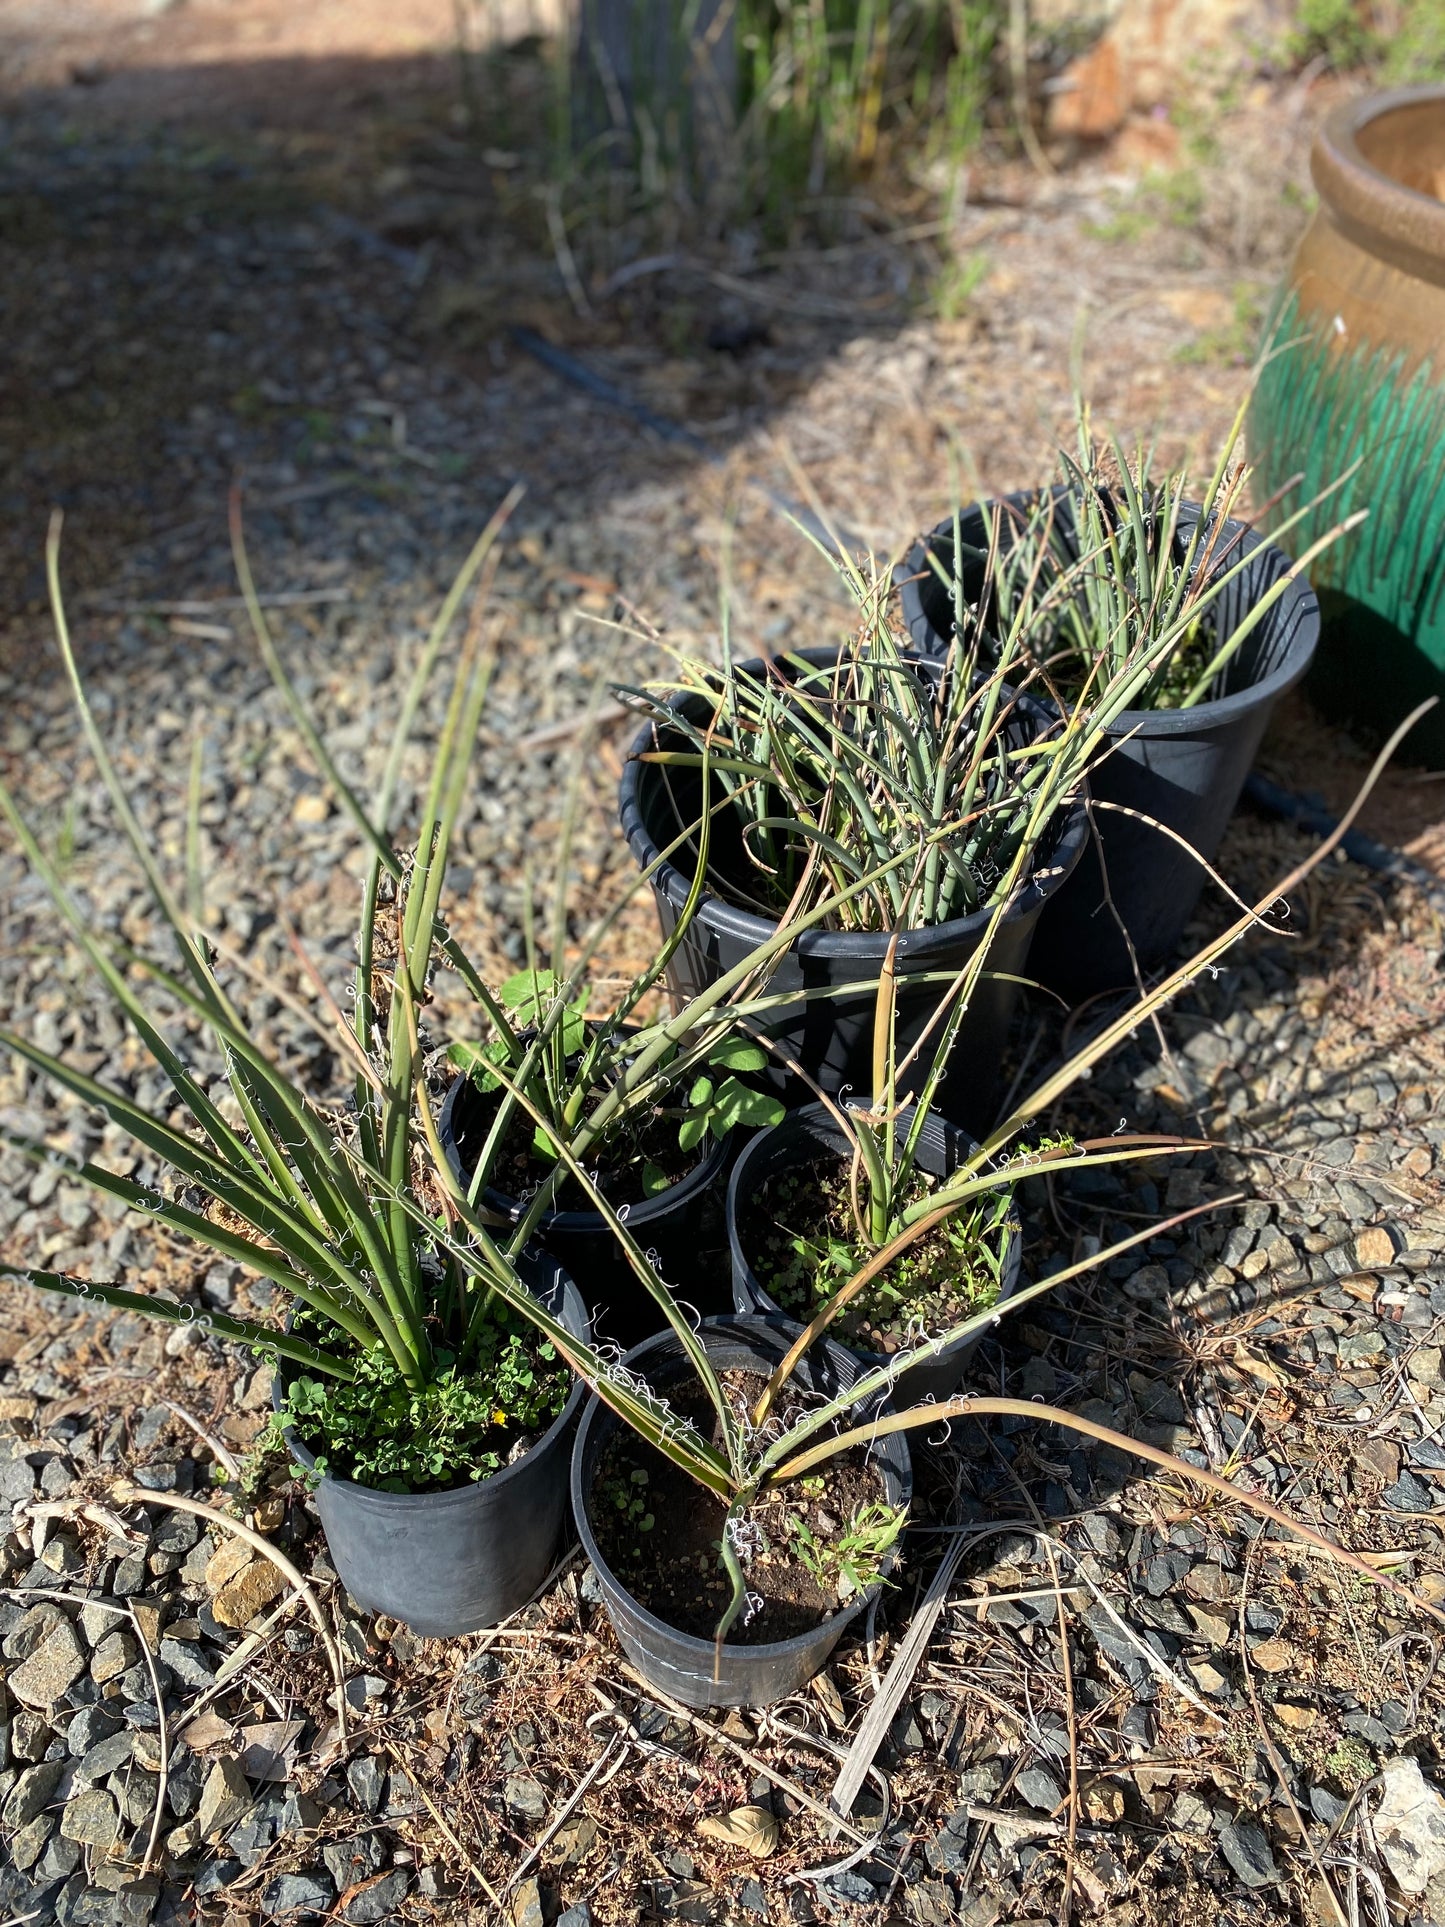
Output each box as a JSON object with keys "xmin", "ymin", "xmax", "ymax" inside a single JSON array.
[
  {"xmin": 571, "ymin": 1315, "xmax": 912, "ymax": 1710},
  {"xmin": 437, "ymin": 1074, "xmax": 733, "ymax": 1353},
  {"xmin": 617, "ymin": 649, "xmax": 1088, "ymax": 1136},
  {"xmin": 727, "ymin": 1102, "xmax": 1021, "ymax": 1410},
  {"xmin": 898, "ymin": 495, "xmax": 1319, "ymax": 1001},
  {"xmin": 277, "ymin": 1251, "xmax": 589, "ymax": 1638}
]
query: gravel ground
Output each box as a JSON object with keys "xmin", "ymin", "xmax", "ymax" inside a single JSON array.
[{"xmin": 3, "ymin": 19, "xmax": 1445, "ymax": 1927}]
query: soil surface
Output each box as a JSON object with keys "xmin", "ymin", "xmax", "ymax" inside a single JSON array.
[{"xmin": 589, "ymin": 1370, "xmax": 889, "ymax": 1645}]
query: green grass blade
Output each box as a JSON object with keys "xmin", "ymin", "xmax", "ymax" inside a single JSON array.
[
  {"xmin": 0, "ymin": 781, "xmax": 273, "ymax": 1188},
  {"xmin": 0, "ymin": 1025, "xmax": 391, "ymax": 1320},
  {"xmin": 4, "ymin": 1267, "xmax": 355, "ymax": 1378}
]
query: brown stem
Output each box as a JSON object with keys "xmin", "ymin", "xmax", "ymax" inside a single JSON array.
[{"xmin": 770, "ymin": 1398, "xmax": 1445, "ymax": 1633}]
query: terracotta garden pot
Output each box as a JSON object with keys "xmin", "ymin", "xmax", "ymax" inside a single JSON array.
[{"xmin": 1249, "ymin": 86, "xmax": 1445, "ymax": 766}]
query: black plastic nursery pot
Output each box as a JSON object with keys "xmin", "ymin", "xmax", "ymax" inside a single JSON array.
[
  {"xmin": 897, "ymin": 496, "xmax": 1320, "ymax": 1001},
  {"xmin": 571, "ymin": 1316, "xmax": 913, "ymax": 1710},
  {"xmin": 727, "ymin": 1102, "xmax": 1021, "ymax": 1410},
  {"xmin": 277, "ymin": 1252, "xmax": 589, "ymax": 1638},
  {"xmin": 617, "ymin": 650, "xmax": 1089, "ymax": 1137},
  {"xmin": 437, "ymin": 1073, "xmax": 733, "ymax": 1354}
]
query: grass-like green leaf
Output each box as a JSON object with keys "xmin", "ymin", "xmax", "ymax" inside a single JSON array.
[{"xmin": 7, "ymin": 1269, "xmax": 355, "ymax": 1378}]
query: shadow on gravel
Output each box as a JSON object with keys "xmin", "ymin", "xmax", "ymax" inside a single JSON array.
[{"xmin": 0, "ymin": 36, "xmax": 925, "ymax": 667}]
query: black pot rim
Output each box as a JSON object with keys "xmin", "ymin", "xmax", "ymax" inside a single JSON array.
[
  {"xmin": 571, "ymin": 1314, "xmax": 911, "ymax": 1668},
  {"xmin": 726, "ymin": 1100, "xmax": 1022, "ymax": 1358},
  {"xmin": 1314, "ymin": 86, "xmax": 1445, "ymax": 282},
  {"xmin": 437, "ymin": 1073, "xmax": 733, "ymax": 1236},
  {"xmin": 896, "ymin": 499, "xmax": 1320, "ymax": 739},
  {"xmin": 618, "ymin": 649, "xmax": 1091, "ymax": 957},
  {"xmin": 277, "ymin": 1262, "xmax": 590, "ymax": 1512}
]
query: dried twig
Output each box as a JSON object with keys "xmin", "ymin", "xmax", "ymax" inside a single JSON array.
[
  {"xmin": 86, "ymin": 590, "xmax": 354, "ymax": 615},
  {"xmin": 1238, "ymin": 1540, "xmax": 1349, "ymax": 1927},
  {"xmin": 503, "ymin": 1735, "xmax": 623, "ymax": 1896},
  {"xmin": 1045, "ymin": 1535, "xmax": 1080, "ymax": 1923},
  {"xmin": 609, "ymin": 1665, "xmax": 873, "ymax": 1850},
  {"xmin": 514, "ymin": 702, "xmax": 631, "ymax": 753},
  {"xmin": 176, "ymin": 1593, "xmax": 304, "ymax": 1737},
  {"xmin": 129, "ymin": 1599, "xmax": 170, "ymax": 1877},
  {"xmin": 382, "ymin": 1739, "xmax": 503, "ymax": 1909},
  {"xmin": 759, "ymin": 1710, "xmax": 891, "ymax": 1889},
  {"xmin": 111, "ymin": 1482, "xmax": 347, "ymax": 1739},
  {"xmin": 15, "ymin": 1496, "xmax": 146, "ymax": 1545},
  {"xmin": 950, "ymin": 1583, "xmax": 1089, "ymax": 1615},
  {"xmin": 161, "ymin": 1399, "xmax": 242, "ymax": 1481},
  {"xmin": 545, "ymin": 184, "xmax": 592, "ymax": 320},
  {"xmin": 1046, "ymin": 1542, "xmax": 1223, "ymax": 1724}
]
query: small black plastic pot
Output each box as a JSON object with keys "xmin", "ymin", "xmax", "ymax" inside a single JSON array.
[
  {"xmin": 727, "ymin": 1102, "xmax": 1021, "ymax": 1409},
  {"xmin": 276, "ymin": 1251, "xmax": 589, "ymax": 1638},
  {"xmin": 437, "ymin": 1074, "xmax": 733, "ymax": 1353},
  {"xmin": 571, "ymin": 1315, "xmax": 912, "ymax": 1710},
  {"xmin": 897, "ymin": 495, "xmax": 1320, "ymax": 1000},
  {"xmin": 617, "ymin": 650, "xmax": 1088, "ymax": 1135}
]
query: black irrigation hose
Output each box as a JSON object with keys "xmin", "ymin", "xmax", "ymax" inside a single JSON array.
[
  {"xmin": 509, "ymin": 326, "xmax": 859, "ymax": 560},
  {"xmin": 1245, "ymin": 770, "xmax": 1445, "ymax": 919},
  {"xmin": 512, "ymin": 326, "xmax": 721, "ymax": 460}
]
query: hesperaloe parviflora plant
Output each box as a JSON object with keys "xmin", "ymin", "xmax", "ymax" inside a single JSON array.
[
  {"xmin": 629, "ymin": 387, "xmax": 1362, "ymax": 938},
  {"xmin": 924, "ymin": 387, "xmax": 1363, "ymax": 713},
  {"xmin": 0, "ymin": 499, "xmax": 790, "ymax": 1483},
  {"xmin": 618, "ymin": 506, "xmax": 1315, "ymax": 942},
  {"xmin": 0, "ymin": 498, "xmax": 1035, "ymax": 1480},
  {"xmin": 0, "ymin": 502, "xmax": 545, "ymax": 1423}
]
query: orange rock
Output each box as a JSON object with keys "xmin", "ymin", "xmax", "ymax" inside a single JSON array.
[
  {"xmin": 1048, "ymin": 0, "xmax": 1269, "ymax": 140},
  {"xmin": 211, "ymin": 1557, "xmax": 287, "ymax": 1629},
  {"xmin": 1050, "ymin": 34, "xmax": 1127, "ymax": 140},
  {"xmin": 204, "ymin": 1537, "xmax": 253, "ymax": 1594},
  {"xmin": 1109, "ymin": 115, "xmax": 1183, "ymax": 170},
  {"xmin": 1250, "ymin": 1638, "xmax": 1293, "ymax": 1673},
  {"xmin": 1355, "ymin": 1226, "xmax": 1396, "ymax": 1269}
]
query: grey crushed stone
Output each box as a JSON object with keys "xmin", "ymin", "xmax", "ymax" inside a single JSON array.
[
  {"xmin": 75, "ymin": 1730, "xmax": 134, "ymax": 1785},
  {"xmin": 2, "ymin": 1757, "xmax": 64, "ymax": 1829},
  {"xmin": 196, "ymin": 1755, "xmax": 253, "ymax": 1840},
  {"xmin": 1218, "ymin": 1817, "xmax": 1282, "ymax": 1889},
  {"xmin": 8, "ymin": 1810, "xmax": 55, "ymax": 1872},
  {"xmin": 504, "ymin": 1773, "xmax": 550, "ymax": 1821},
  {"xmin": 323, "ymin": 1831, "xmax": 386, "ymax": 1888},
  {"xmin": 1015, "ymin": 1765, "xmax": 1064, "ymax": 1811},
  {"xmin": 345, "ymin": 1754, "xmax": 385, "ymax": 1814},
  {"xmin": 263, "ymin": 1871, "xmax": 335, "ymax": 1918},
  {"xmin": 59, "ymin": 1785, "xmax": 120, "ymax": 1850},
  {"xmin": 341, "ymin": 1868, "xmax": 410, "ymax": 1922},
  {"xmin": 7, "ymin": 1621, "xmax": 88, "ymax": 1710}
]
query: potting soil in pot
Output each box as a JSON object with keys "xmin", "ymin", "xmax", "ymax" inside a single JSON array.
[
  {"xmin": 736, "ymin": 1156, "xmax": 1007, "ymax": 1355},
  {"xmin": 588, "ymin": 1369, "xmax": 894, "ymax": 1644},
  {"xmin": 453, "ymin": 1080, "xmax": 705, "ymax": 1212}
]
